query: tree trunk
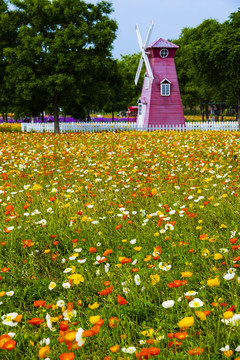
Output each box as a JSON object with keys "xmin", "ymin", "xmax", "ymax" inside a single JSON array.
[
  {"xmin": 205, "ymin": 104, "xmax": 209, "ymax": 121},
  {"xmin": 2, "ymin": 113, "xmax": 5, "ymax": 122},
  {"xmin": 238, "ymin": 92, "xmax": 240, "ymax": 132},
  {"xmin": 42, "ymin": 111, "xmax": 44, "ymax": 123},
  {"xmin": 87, "ymin": 109, "xmax": 91, "ymax": 122},
  {"xmin": 112, "ymin": 107, "xmax": 114, "ymax": 122},
  {"xmin": 54, "ymin": 93, "xmax": 60, "ymax": 133}
]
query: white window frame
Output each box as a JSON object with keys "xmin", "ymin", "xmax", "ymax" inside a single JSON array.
[
  {"xmin": 138, "ymin": 103, "xmax": 142, "ymax": 115},
  {"xmin": 161, "ymin": 83, "xmax": 170, "ymax": 96},
  {"xmin": 160, "ymin": 48, "xmax": 169, "ymax": 58},
  {"xmin": 160, "ymin": 78, "xmax": 171, "ymax": 96},
  {"xmin": 145, "ymin": 75, "xmax": 149, "ymax": 90}
]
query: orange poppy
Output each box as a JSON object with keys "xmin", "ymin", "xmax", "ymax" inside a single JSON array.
[
  {"xmin": 0, "ymin": 334, "xmax": 11, "ymax": 348},
  {"xmin": 187, "ymin": 347, "xmax": 204, "ymax": 355},
  {"xmin": 104, "ymin": 281, "xmax": 111, "ymax": 286},
  {"xmin": 173, "ymin": 332, "xmax": 187, "ymax": 340},
  {"xmin": 89, "ymin": 247, "xmax": 97, "ymax": 253},
  {"xmin": 148, "ymin": 347, "xmax": 160, "ymax": 356},
  {"xmin": 115, "ymin": 224, "xmax": 122, "ymax": 230},
  {"xmin": 82, "ymin": 329, "xmax": 95, "ymax": 337},
  {"xmin": 109, "ymin": 345, "xmax": 120, "ymax": 353},
  {"xmin": 103, "ymin": 249, "xmax": 113, "ymax": 257},
  {"xmin": 108, "ymin": 317, "xmax": 119, "ymax": 328},
  {"xmin": 59, "ymin": 353, "xmax": 75, "ymax": 360},
  {"xmin": 39, "ymin": 345, "xmax": 50, "ymax": 358}
]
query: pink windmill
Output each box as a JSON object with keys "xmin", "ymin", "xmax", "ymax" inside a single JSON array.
[{"xmin": 135, "ymin": 22, "xmax": 185, "ymax": 128}]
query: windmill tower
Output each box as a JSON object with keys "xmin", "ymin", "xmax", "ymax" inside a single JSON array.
[{"xmin": 135, "ymin": 22, "xmax": 185, "ymax": 128}]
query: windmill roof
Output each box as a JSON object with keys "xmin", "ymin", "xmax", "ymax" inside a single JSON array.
[{"xmin": 147, "ymin": 38, "xmax": 179, "ymax": 49}]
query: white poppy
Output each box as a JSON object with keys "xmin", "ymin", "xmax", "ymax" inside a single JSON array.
[
  {"xmin": 63, "ymin": 268, "xmax": 72, "ymax": 273},
  {"xmin": 189, "ymin": 298, "xmax": 204, "ymax": 308},
  {"xmin": 48, "ymin": 282, "xmax": 56, "ymax": 290},
  {"xmin": 62, "ymin": 282, "xmax": 71, "ymax": 289},
  {"xmin": 130, "ymin": 239, "xmax": 136, "ymax": 244},
  {"xmin": 223, "ymin": 272, "xmax": 235, "ymax": 280},
  {"xmin": 185, "ymin": 291, "xmax": 198, "ymax": 296},
  {"xmin": 134, "ymin": 274, "xmax": 141, "ymax": 286},
  {"xmin": 220, "ymin": 345, "xmax": 229, "ymax": 352},
  {"xmin": 2, "ymin": 313, "xmax": 18, "ymax": 327},
  {"xmin": 76, "ymin": 327, "xmax": 85, "ymax": 347},
  {"xmin": 162, "ymin": 300, "xmax": 175, "ymax": 308},
  {"xmin": 78, "ymin": 259, "xmax": 86, "ymax": 264},
  {"xmin": 57, "ymin": 300, "xmax": 65, "ymax": 308},
  {"xmin": 221, "ymin": 314, "xmax": 240, "ymax": 326}
]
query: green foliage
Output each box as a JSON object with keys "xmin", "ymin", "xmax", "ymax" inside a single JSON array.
[{"xmin": 1, "ymin": 0, "xmax": 117, "ymax": 130}]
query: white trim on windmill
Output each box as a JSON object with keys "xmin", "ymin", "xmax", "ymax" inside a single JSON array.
[
  {"xmin": 160, "ymin": 78, "xmax": 171, "ymax": 84},
  {"xmin": 135, "ymin": 21, "xmax": 154, "ymax": 86}
]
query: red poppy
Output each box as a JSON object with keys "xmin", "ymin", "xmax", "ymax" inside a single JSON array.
[
  {"xmin": 34, "ymin": 300, "xmax": 46, "ymax": 308},
  {"xmin": 229, "ymin": 238, "xmax": 237, "ymax": 244},
  {"xmin": 121, "ymin": 258, "xmax": 132, "ymax": 264},
  {"xmin": 27, "ymin": 318, "xmax": 44, "ymax": 325},
  {"xmin": 226, "ymin": 305, "xmax": 235, "ymax": 312},
  {"xmin": 148, "ymin": 347, "xmax": 160, "ymax": 356},
  {"xmin": 2, "ymin": 340, "xmax": 16, "ymax": 350},
  {"xmin": 117, "ymin": 295, "xmax": 128, "ymax": 305},
  {"xmin": 98, "ymin": 286, "xmax": 113, "ymax": 296},
  {"xmin": 60, "ymin": 321, "xmax": 69, "ymax": 331}
]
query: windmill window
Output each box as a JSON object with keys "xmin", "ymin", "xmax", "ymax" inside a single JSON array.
[
  {"xmin": 138, "ymin": 103, "xmax": 142, "ymax": 115},
  {"xmin": 160, "ymin": 79, "xmax": 171, "ymax": 96},
  {"xmin": 160, "ymin": 48, "xmax": 169, "ymax": 58},
  {"xmin": 161, "ymin": 83, "xmax": 170, "ymax": 96}
]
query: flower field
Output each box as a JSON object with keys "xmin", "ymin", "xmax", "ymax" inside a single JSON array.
[{"xmin": 0, "ymin": 130, "xmax": 240, "ymax": 360}]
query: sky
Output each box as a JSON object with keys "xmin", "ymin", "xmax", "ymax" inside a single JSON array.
[{"xmin": 86, "ymin": 0, "xmax": 239, "ymax": 59}]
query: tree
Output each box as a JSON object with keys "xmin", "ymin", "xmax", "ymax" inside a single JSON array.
[
  {"xmin": 0, "ymin": 0, "xmax": 21, "ymax": 121},
  {"xmin": 5, "ymin": 0, "xmax": 117, "ymax": 132},
  {"xmin": 116, "ymin": 53, "xmax": 143, "ymax": 109},
  {"xmin": 173, "ymin": 19, "xmax": 222, "ymax": 119}
]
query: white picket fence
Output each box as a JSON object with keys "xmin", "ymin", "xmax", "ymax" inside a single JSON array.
[{"xmin": 21, "ymin": 121, "xmax": 239, "ymax": 133}]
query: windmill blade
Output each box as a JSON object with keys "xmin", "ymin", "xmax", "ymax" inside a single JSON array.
[
  {"xmin": 135, "ymin": 56, "xmax": 143, "ymax": 85},
  {"xmin": 135, "ymin": 22, "xmax": 154, "ymax": 85},
  {"xmin": 144, "ymin": 20, "xmax": 154, "ymax": 48},
  {"xmin": 136, "ymin": 24, "xmax": 144, "ymax": 51},
  {"xmin": 142, "ymin": 49, "xmax": 154, "ymax": 81}
]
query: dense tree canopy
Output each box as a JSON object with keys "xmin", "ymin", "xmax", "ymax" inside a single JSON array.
[
  {"xmin": 1, "ymin": 0, "xmax": 117, "ymax": 132},
  {"xmin": 173, "ymin": 9, "xmax": 240, "ymax": 125}
]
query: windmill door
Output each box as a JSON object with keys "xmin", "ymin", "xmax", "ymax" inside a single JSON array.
[{"xmin": 138, "ymin": 102, "xmax": 146, "ymax": 129}]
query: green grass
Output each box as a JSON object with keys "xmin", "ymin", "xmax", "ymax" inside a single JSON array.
[{"xmin": 0, "ymin": 130, "xmax": 239, "ymax": 359}]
